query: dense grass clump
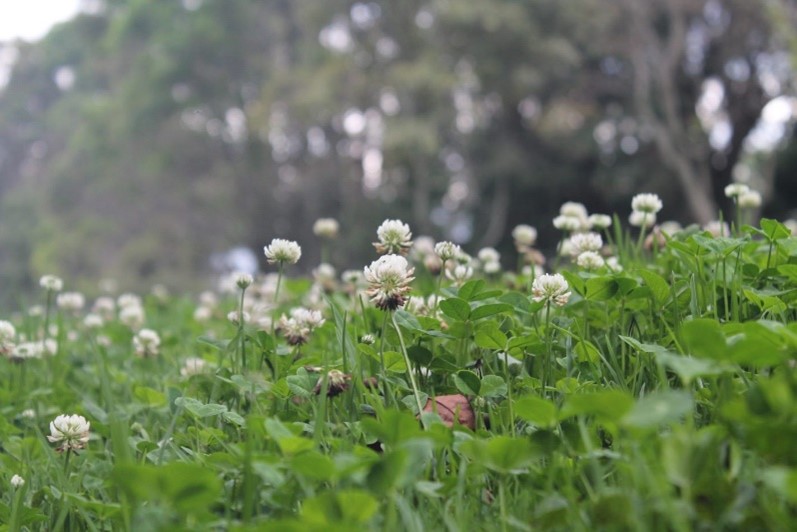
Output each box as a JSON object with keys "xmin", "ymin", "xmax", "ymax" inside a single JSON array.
[{"xmin": 2, "ymin": 206, "xmax": 797, "ymax": 531}]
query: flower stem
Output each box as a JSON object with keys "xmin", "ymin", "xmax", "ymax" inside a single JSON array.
[
  {"xmin": 392, "ymin": 312, "xmax": 425, "ymax": 425},
  {"xmin": 238, "ymin": 286, "xmax": 247, "ymax": 373}
]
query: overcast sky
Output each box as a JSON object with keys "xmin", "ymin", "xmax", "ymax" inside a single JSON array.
[{"xmin": 0, "ymin": 1, "xmax": 81, "ymax": 42}]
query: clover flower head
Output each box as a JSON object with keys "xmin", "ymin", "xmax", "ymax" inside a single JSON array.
[
  {"xmin": 588, "ymin": 214, "xmax": 612, "ymax": 230},
  {"xmin": 10, "ymin": 474, "xmax": 25, "ymax": 488},
  {"xmin": 659, "ymin": 221, "xmax": 683, "ymax": 237},
  {"xmin": 234, "ymin": 272, "xmax": 254, "ymax": 290},
  {"xmin": 133, "ymin": 328, "xmax": 161, "ymax": 357},
  {"xmin": 785, "ymin": 219, "xmax": 797, "ymax": 236},
  {"xmin": 0, "ymin": 320, "xmax": 16, "ymax": 352},
  {"xmin": 92, "ymin": 296, "xmax": 116, "ymax": 319},
  {"xmin": 83, "ymin": 313, "xmax": 103, "ymax": 329},
  {"xmin": 364, "ymin": 254, "xmax": 415, "ymax": 310},
  {"xmin": 40, "ymin": 275, "xmax": 63, "ymax": 292},
  {"xmin": 227, "ymin": 310, "xmax": 250, "ymax": 326},
  {"xmin": 47, "ymin": 414, "xmax": 90, "ymax": 452},
  {"xmin": 704, "ymin": 220, "xmax": 730, "ymax": 238},
  {"xmin": 374, "ymin": 219, "xmax": 413, "ymax": 255},
  {"xmin": 57, "ymin": 292, "xmax": 85, "ymax": 311},
  {"xmin": 512, "ymin": 224, "xmax": 538, "ymax": 247},
  {"xmin": 313, "ymin": 218, "xmax": 340, "ymax": 239},
  {"xmin": 569, "ymin": 232, "xmax": 603, "ymax": 256},
  {"xmin": 434, "ymin": 241, "xmax": 461, "ymax": 262},
  {"xmin": 724, "ymin": 183, "xmax": 750, "ymax": 198},
  {"xmin": 180, "ymin": 357, "xmax": 208, "ymax": 377},
  {"xmin": 629, "ymin": 210, "xmax": 656, "ymax": 228},
  {"xmin": 117, "ymin": 293, "xmax": 142, "ymax": 309},
  {"xmin": 478, "ymin": 247, "xmax": 501, "ymax": 264},
  {"xmin": 631, "ymin": 193, "xmax": 663, "ymax": 214},
  {"xmin": 553, "ymin": 214, "xmax": 585, "ymax": 232},
  {"xmin": 119, "ymin": 304, "xmax": 145, "ymax": 330},
  {"xmin": 738, "ymin": 190, "xmax": 762, "ymax": 209},
  {"xmin": 264, "ymin": 238, "xmax": 302, "ymax": 264},
  {"xmin": 576, "ymin": 251, "xmax": 605, "ymax": 270},
  {"xmin": 410, "ymin": 235, "xmax": 436, "ymax": 261},
  {"xmin": 314, "ymin": 369, "xmax": 351, "ymax": 397},
  {"xmin": 445, "ymin": 263, "xmax": 473, "ymax": 285},
  {"xmin": 606, "ymin": 256, "xmax": 623, "ymax": 272},
  {"xmin": 532, "ymin": 273, "xmax": 571, "ymax": 307},
  {"xmin": 483, "ymin": 260, "xmax": 501, "ymax": 274}
]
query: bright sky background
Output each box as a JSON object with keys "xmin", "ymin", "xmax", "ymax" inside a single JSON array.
[{"xmin": 0, "ymin": 0, "xmax": 81, "ymax": 42}]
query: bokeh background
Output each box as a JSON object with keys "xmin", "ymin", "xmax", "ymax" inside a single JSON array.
[{"xmin": 0, "ymin": 0, "xmax": 796, "ymax": 306}]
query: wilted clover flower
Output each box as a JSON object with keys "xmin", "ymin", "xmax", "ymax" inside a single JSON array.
[
  {"xmin": 512, "ymin": 224, "xmax": 538, "ymax": 248},
  {"xmin": 568, "ymin": 232, "xmax": 603, "ymax": 257},
  {"xmin": 738, "ymin": 190, "xmax": 762, "ymax": 209},
  {"xmin": 374, "ymin": 219, "xmax": 413, "ymax": 255},
  {"xmin": 40, "ymin": 275, "xmax": 63, "ymax": 292},
  {"xmin": 313, "ymin": 218, "xmax": 340, "ymax": 239},
  {"xmin": 47, "ymin": 414, "xmax": 90, "ymax": 452},
  {"xmin": 532, "ymin": 273, "xmax": 571, "ymax": 307},
  {"xmin": 631, "ymin": 193, "xmax": 663, "ymax": 214},
  {"xmin": 576, "ymin": 251, "xmax": 605, "ymax": 270},
  {"xmin": 588, "ymin": 214, "xmax": 612, "ymax": 230},
  {"xmin": 57, "ymin": 292, "xmax": 85, "ymax": 311},
  {"xmin": 364, "ymin": 254, "xmax": 415, "ymax": 311},
  {"xmin": 10, "ymin": 474, "xmax": 24, "ymax": 488},
  {"xmin": 629, "ymin": 210, "xmax": 656, "ymax": 228},
  {"xmin": 434, "ymin": 241, "xmax": 461, "ymax": 262},
  {"xmin": 264, "ymin": 238, "xmax": 302, "ymax": 265},
  {"xmin": 313, "ymin": 369, "xmax": 351, "ymax": 397},
  {"xmin": 724, "ymin": 183, "xmax": 750, "ymax": 198},
  {"xmin": 133, "ymin": 328, "xmax": 161, "ymax": 357}
]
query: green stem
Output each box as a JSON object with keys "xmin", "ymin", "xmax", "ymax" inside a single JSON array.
[
  {"xmin": 392, "ymin": 312, "xmax": 425, "ymax": 425},
  {"xmin": 238, "ymin": 286, "xmax": 247, "ymax": 372}
]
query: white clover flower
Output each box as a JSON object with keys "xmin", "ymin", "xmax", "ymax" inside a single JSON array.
[
  {"xmin": 199, "ymin": 291, "xmax": 218, "ymax": 307},
  {"xmin": 255, "ymin": 315, "xmax": 273, "ymax": 330},
  {"xmin": 629, "ymin": 210, "xmax": 656, "ymax": 228},
  {"xmin": 117, "ymin": 293, "xmax": 142, "ymax": 309},
  {"xmin": 83, "ymin": 313, "xmax": 103, "ymax": 329},
  {"xmin": 227, "ymin": 310, "xmax": 251, "ymax": 326},
  {"xmin": 512, "ymin": 224, "xmax": 538, "ymax": 247},
  {"xmin": 264, "ymin": 238, "xmax": 302, "ymax": 264},
  {"xmin": 659, "ymin": 221, "xmax": 683, "ymax": 237},
  {"xmin": 151, "ymin": 284, "xmax": 169, "ymax": 301},
  {"xmin": 341, "ymin": 269, "xmax": 364, "ymax": 287},
  {"xmin": 119, "ymin": 305, "xmax": 145, "ymax": 330},
  {"xmin": 11, "ymin": 342, "xmax": 41, "ymax": 361},
  {"xmin": 576, "ymin": 251, "xmax": 605, "ymax": 270},
  {"xmin": 0, "ymin": 320, "xmax": 16, "ymax": 355},
  {"xmin": 785, "ymin": 219, "xmax": 797, "ymax": 236},
  {"xmin": 704, "ymin": 220, "xmax": 729, "ymax": 238},
  {"xmin": 234, "ymin": 272, "xmax": 254, "ymax": 290},
  {"xmin": 532, "ymin": 273, "xmax": 571, "ymax": 307},
  {"xmin": 558, "ymin": 237, "xmax": 575, "ymax": 257},
  {"xmin": 97, "ymin": 335, "xmax": 112, "ymax": 347},
  {"xmin": 521, "ymin": 264, "xmax": 545, "ymax": 279},
  {"xmin": 42, "ymin": 339, "xmax": 57, "ymax": 356},
  {"xmin": 21, "ymin": 409, "xmax": 36, "ymax": 419},
  {"xmin": 364, "ymin": 254, "xmax": 415, "ymax": 310},
  {"xmin": 404, "ymin": 295, "xmax": 430, "ymax": 315},
  {"xmin": 312, "ymin": 263, "xmax": 337, "ymax": 291},
  {"xmin": 606, "ymin": 256, "xmax": 623, "ymax": 272},
  {"xmin": 10, "ymin": 474, "xmax": 25, "ymax": 488},
  {"xmin": 47, "ymin": 414, "xmax": 90, "ymax": 452},
  {"xmin": 360, "ymin": 333, "xmax": 376, "ymax": 345},
  {"xmin": 588, "ymin": 214, "xmax": 612, "ymax": 230},
  {"xmin": 180, "ymin": 357, "xmax": 208, "ymax": 377},
  {"xmin": 478, "ymin": 247, "xmax": 501, "ymax": 264},
  {"xmin": 39, "ymin": 275, "xmax": 63, "ymax": 292},
  {"xmin": 313, "ymin": 218, "xmax": 340, "ymax": 239},
  {"xmin": 374, "ymin": 219, "xmax": 413, "ymax": 255},
  {"xmin": 57, "ymin": 292, "xmax": 85, "ymax": 311},
  {"xmin": 28, "ymin": 305, "xmax": 43, "ymax": 317},
  {"xmin": 631, "ymin": 193, "xmax": 663, "ymax": 214},
  {"xmin": 569, "ymin": 232, "xmax": 603, "ymax": 256},
  {"xmin": 434, "ymin": 241, "xmax": 461, "ymax": 262},
  {"xmin": 410, "ymin": 235, "xmax": 436, "ymax": 261},
  {"xmin": 292, "ymin": 307, "xmax": 326, "ymax": 329},
  {"xmin": 92, "ymin": 296, "xmax": 116, "ymax": 319},
  {"xmin": 277, "ymin": 307, "xmax": 323, "ymax": 345},
  {"xmin": 553, "ymin": 215, "xmax": 584, "ymax": 232},
  {"xmin": 559, "ymin": 202, "xmax": 589, "ymax": 220},
  {"xmin": 133, "ymin": 328, "xmax": 161, "ymax": 357},
  {"xmin": 445, "ymin": 263, "xmax": 473, "ymax": 285},
  {"xmin": 483, "ymin": 260, "xmax": 502, "ymax": 275},
  {"xmin": 193, "ymin": 306, "xmax": 212, "ymax": 322},
  {"xmin": 738, "ymin": 190, "xmax": 762, "ymax": 209},
  {"xmin": 724, "ymin": 183, "xmax": 750, "ymax": 198}
]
